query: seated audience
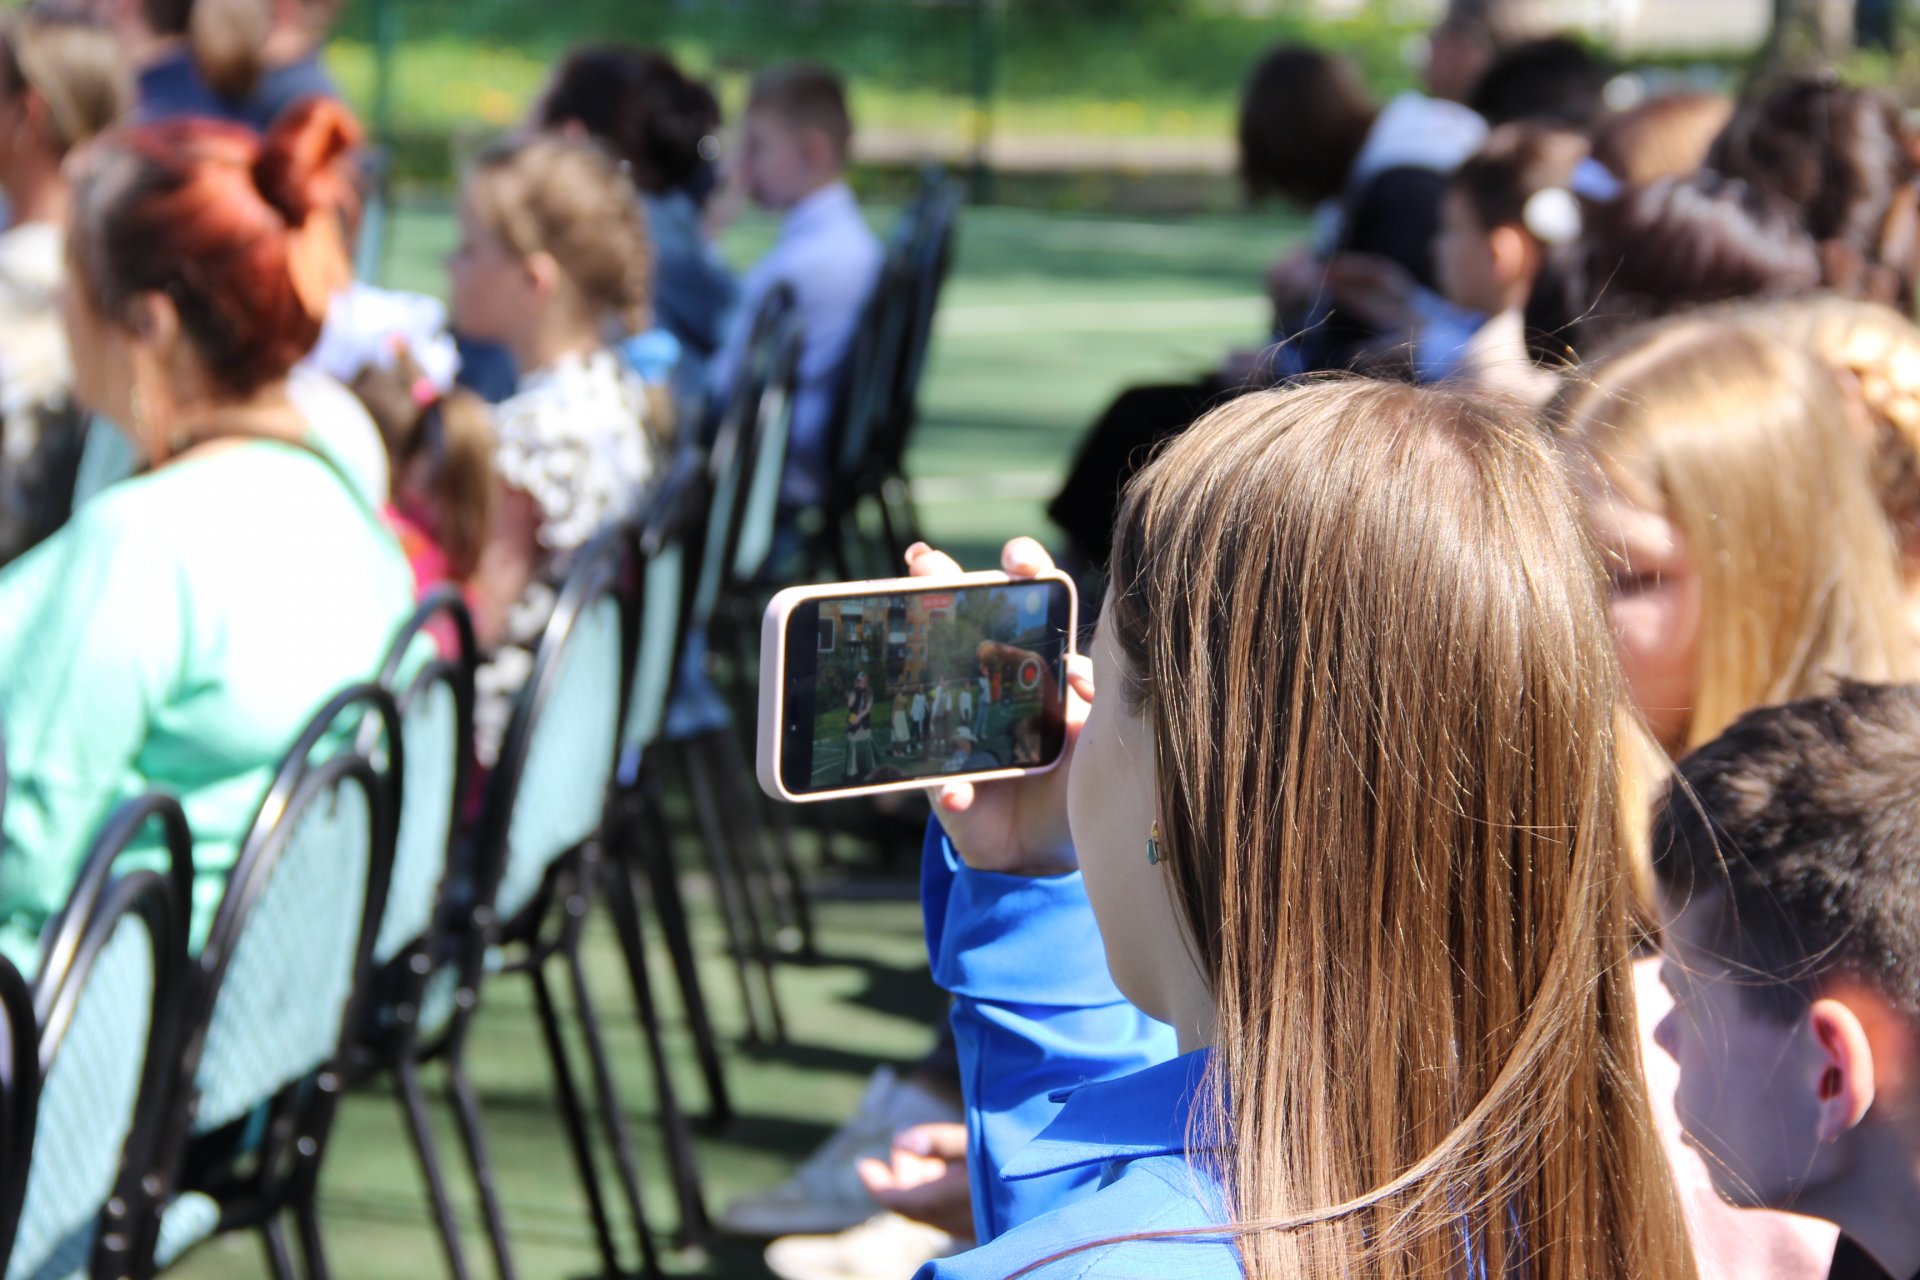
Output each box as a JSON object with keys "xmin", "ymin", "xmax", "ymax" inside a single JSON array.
[
  {"xmin": 1591, "ymin": 91, "xmax": 1732, "ymax": 187},
  {"xmin": 0, "ymin": 6, "xmax": 130, "ymax": 562},
  {"xmin": 107, "ymin": 0, "xmax": 343, "ymax": 133},
  {"xmin": 537, "ymin": 43, "xmax": 736, "ymax": 399},
  {"xmin": 1653, "ymin": 681, "xmax": 1920, "ymax": 1280},
  {"xmin": 1048, "ymin": 39, "xmax": 1485, "ymax": 573},
  {"xmin": 1710, "ymin": 76, "xmax": 1920, "ymax": 310},
  {"xmin": 446, "ymin": 133, "xmax": 662, "ymax": 758},
  {"xmin": 0, "ymin": 99, "xmax": 417, "ymax": 956},
  {"xmin": 1045, "ymin": 1, "xmax": 1545, "ymax": 574},
  {"xmin": 907, "ymin": 380, "xmax": 1692, "ymax": 1277},
  {"xmin": 708, "ymin": 61, "xmax": 882, "ymax": 508}
]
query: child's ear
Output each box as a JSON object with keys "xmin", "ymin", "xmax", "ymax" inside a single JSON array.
[
  {"xmin": 523, "ymin": 250, "xmax": 562, "ymax": 302},
  {"xmin": 1487, "ymin": 225, "xmax": 1536, "ymax": 290},
  {"xmin": 1808, "ymin": 997, "xmax": 1877, "ymax": 1141}
]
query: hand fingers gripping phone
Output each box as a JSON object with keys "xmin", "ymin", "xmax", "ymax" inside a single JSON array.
[{"xmin": 757, "ymin": 570, "xmax": 1078, "ymax": 803}]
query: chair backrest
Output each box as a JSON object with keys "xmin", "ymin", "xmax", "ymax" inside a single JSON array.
[
  {"xmin": 881, "ymin": 177, "xmax": 961, "ymax": 472},
  {"xmin": 12, "ymin": 796, "xmax": 190, "ymax": 1280},
  {"xmin": 617, "ymin": 465, "xmax": 706, "ymax": 775},
  {"xmin": 828, "ymin": 243, "xmax": 914, "ymax": 494},
  {"xmin": 372, "ymin": 590, "xmax": 476, "ymax": 966},
  {"xmin": 696, "ymin": 285, "xmax": 801, "ymax": 616},
  {"xmin": 0, "ymin": 957, "xmax": 36, "ymax": 1280},
  {"xmin": 171, "ymin": 685, "xmax": 398, "ymax": 1143},
  {"xmin": 727, "ymin": 295, "xmax": 803, "ymax": 591},
  {"xmin": 478, "ymin": 531, "xmax": 631, "ymax": 929}
]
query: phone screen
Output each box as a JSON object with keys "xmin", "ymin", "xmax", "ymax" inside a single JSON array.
[{"xmin": 778, "ymin": 578, "xmax": 1074, "ymax": 796}]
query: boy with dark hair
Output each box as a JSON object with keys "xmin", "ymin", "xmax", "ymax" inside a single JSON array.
[
  {"xmin": 1652, "ymin": 680, "xmax": 1920, "ymax": 1280},
  {"xmin": 709, "ymin": 59, "xmax": 881, "ymax": 508}
]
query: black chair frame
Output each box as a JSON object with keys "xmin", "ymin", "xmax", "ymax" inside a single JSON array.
[
  {"xmin": 451, "ymin": 529, "xmax": 679, "ymax": 1280},
  {"xmin": 0, "ymin": 956, "xmax": 37, "ymax": 1280},
  {"xmin": 134, "ymin": 684, "xmax": 401, "ymax": 1280},
  {"xmin": 32, "ymin": 792, "xmax": 193, "ymax": 1280},
  {"xmin": 347, "ymin": 589, "xmax": 486, "ymax": 1280}
]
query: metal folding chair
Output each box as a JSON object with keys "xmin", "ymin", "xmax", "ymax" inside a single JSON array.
[
  {"xmin": 134, "ymin": 685, "xmax": 400, "ymax": 1279},
  {"xmin": 452, "ymin": 529, "xmax": 668, "ymax": 1279},
  {"xmin": 340, "ymin": 591, "xmax": 483, "ymax": 1280},
  {"xmin": 13, "ymin": 794, "xmax": 191, "ymax": 1280}
]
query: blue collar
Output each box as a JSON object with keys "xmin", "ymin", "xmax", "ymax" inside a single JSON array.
[{"xmin": 1001, "ymin": 1048, "xmax": 1214, "ymax": 1182}]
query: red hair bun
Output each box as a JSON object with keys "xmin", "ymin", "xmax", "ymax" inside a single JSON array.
[{"xmin": 252, "ymin": 97, "xmax": 362, "ymax": 230}]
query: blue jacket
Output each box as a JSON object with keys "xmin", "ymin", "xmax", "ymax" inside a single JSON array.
[{"xmin": 918, "ymin": 821, "xmax": 1240, "ymax": 1277}]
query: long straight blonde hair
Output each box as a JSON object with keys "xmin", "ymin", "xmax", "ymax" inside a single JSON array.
[
  {"xmin": 1104, "ymin": 380, "xmax": 1696, "ymax": 1279},
  {"xmin": 1556, "ymin": 316, "xmax": 1915, "ymax": 753}
]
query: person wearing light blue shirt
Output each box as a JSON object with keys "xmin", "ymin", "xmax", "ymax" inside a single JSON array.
[{"xmin": 709, "ymin": 64, "xmax": 883, "ymax": 508}]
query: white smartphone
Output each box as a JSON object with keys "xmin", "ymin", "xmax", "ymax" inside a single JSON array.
[{"xmin": 757, "ymin": 570, "xmax": 1078, "ymax": 803}]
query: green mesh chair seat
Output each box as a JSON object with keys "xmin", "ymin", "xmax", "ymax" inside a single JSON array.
[{"xmin": 9, "ymin": 794, "xmax": 189, "ymax": 1280}]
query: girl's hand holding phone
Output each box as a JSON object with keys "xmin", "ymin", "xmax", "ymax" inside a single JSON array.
[{"xmin": 905, "ymin": 538, "xmax": 1090, "ymax": 879}]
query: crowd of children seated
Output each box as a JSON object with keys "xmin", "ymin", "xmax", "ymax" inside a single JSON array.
[{"xmin": 3, "ymin": 0, "xmax": 1920, "ymax": 1278}]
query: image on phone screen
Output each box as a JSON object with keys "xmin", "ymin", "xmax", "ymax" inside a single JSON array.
[{"xmin": 778, "ymin": 579, "xmax": 1072, "ymax": 796}]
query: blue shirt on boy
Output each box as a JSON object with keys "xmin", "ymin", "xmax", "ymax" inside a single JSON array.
[
  {"xmin": 709, "ymin": 181, "xmax": 882, "ymax": 506},
  {"xmin": 919, "ymin": 821, "xmax": 1238, "ymax": 1276}
]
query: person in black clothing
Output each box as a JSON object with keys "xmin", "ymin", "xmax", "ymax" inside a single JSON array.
[{"xmin": 1652, "ymin": 683, "xmax": 1920, "ymax": 1280}]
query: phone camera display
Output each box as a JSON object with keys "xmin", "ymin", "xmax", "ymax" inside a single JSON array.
[{"xmin": 783, "ymin": 580, "xmax": 1068, "ymax": 794}]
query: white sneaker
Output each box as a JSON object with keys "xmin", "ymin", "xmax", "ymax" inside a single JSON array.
[
  {"xmin": 719, "ymin": 1067, "xmax": 962, "ymax": 1238},
  {"xmin": 764, "ymin": 1212, "xmax": 971, "ymax": 1280}
]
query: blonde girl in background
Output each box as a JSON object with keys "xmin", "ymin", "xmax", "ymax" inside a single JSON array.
[
  {"xmin": 445, "ymin": 133, "xmax": 663, "ymax": 758},
  {"xmin": 1558, "ymin": 316, "xmax": 1914, "ymax": 761}
]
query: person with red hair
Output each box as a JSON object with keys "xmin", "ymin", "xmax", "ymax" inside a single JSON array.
[{"xmin": 0, "ymin": 97, "xmax": 416, "ymax": 958}]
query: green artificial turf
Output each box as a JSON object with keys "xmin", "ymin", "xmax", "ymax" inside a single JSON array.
[{"xmin": 170, "ymin": 198, "xmax": 1300, "ymax": 1279}]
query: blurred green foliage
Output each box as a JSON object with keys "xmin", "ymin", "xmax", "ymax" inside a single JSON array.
[{"xmin": 327, "ymin": 0, "xmax": 1429, "ymax": 184}]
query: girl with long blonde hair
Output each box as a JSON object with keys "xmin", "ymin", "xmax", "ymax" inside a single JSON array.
[
  {"xmin": 1556, "ymin": 315, "xmax": 1915, "ymax": 760},
  {"xmin": 903, "ymin": 378, "xmax": 1696, "ymax": 1278}
]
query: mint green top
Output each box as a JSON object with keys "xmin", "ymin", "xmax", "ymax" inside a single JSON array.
[{"xmin": 0, "ymin": 437, "xmax": 415, "ymax": 962}]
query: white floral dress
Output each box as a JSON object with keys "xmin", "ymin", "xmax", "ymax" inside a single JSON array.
[{"xmin": 475, "ymin": 348, "xmax": 656, "ymax": 764}]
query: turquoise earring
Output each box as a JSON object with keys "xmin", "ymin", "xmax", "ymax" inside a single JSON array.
[{"xmin": 1147, "ymin": 820, "xmax": 1162, "ymax": 866}]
